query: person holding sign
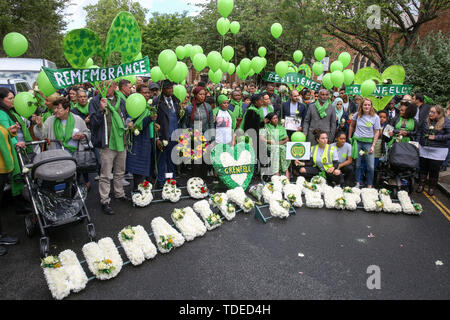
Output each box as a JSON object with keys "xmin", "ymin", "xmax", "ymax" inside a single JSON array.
[
  {"xmin": 348, "ymin": 98, "xmax": 381, "ymax": 188},
  {"xmin": 259, "ymin": 112, "xmax": 291, "ymax": 178},
  {"xmin": 303, "ymin": 89, "xmax": 337, "ymax": 145},
  {"xmin": 294, "ymin": 129, "xmax": 341, "ymax": 185},
  {"xmin": 282, "ymin": 90, "xmax": 307, "ymax": 139}
]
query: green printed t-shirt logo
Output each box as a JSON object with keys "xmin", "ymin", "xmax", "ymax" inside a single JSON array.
[{"xmin": 291, "ymin": 143, "xmax": 306, "ymax": 158}]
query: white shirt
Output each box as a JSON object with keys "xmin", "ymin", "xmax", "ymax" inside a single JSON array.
[
  {"xmin": 343, "ymin": 102, "xmax": 349, "ymax": 112},
  {"xmin": 215, "ymin": 110, "xmax": 232, "ymax": 144},
  {"xmin": 290, "ymin": 102, "xmax": 298, "ymax": 117}
]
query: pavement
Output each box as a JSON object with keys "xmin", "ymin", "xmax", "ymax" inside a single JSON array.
[
  {"xmin": 0, "ymin": 174, "xmax": 449, "ymax": 300},
  {"xmin": 438, "ymin": 166, "xmax": 450, "ymax": 198}
]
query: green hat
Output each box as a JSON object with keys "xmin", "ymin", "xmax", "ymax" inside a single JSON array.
[{"xmin": 217, "ymin": 94, "xmax": 229, "ymax": 106}]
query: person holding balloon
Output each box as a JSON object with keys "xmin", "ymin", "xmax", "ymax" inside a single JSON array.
[{"xmin": 348, "ymin": 98, "xmax": 381, "ymax": 188}]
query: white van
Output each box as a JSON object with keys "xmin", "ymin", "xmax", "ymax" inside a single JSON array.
[{"xmin": 0, "ymin": 58, "xmax": 57, "ymax": 87}]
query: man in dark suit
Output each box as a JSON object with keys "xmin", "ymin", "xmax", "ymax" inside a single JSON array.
[
  {"xmin": 153, "ymin": 80, "xmax": 181, "ymax": 188},
  {"xmin": 413, "ymin": 93, "xmax": 431, "ymax": 135},
  {"xmin": 265, "ymin": 83, "xmax": 282, "ymax": 118},
  {"xmin": 282, "ymin": 89, "xmax": 307, "ymax": 139},
  {"xmin": 384, "ymin": 98, "xmax": 399, "ymax": 122}
]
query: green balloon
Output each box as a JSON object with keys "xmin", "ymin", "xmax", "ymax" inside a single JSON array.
[
  {"xmin": 184, "ymin": 44, "xmax": 193, "ymax": 59},
  {"xmin": 207, "ymin": 51, "xmax": 223, "ymax": 72},
  {"xmin": 312, "ymin": 62, "xmax": 324, "ymax": 76},
  {"xmin": 169, "ymin": 61, "xmax": 188, "ymax": 83},
  {"xmin": 37, "ymin": 71, "xmax": 57, "ymax": 97},
  {"xmin": 248, "ymin": 69, "xmax": 255, "ymax": 77},
  {"xmin": 258, "ymin": 47, "xmax": 267, "ymax": 58},
  {"xmin": 361, "ymin": 80, "xmax": 376, "ymax": 98},
  {"xmin": 125, "ymin": 75, "xmax": 137, "ymax": 85},
  {"xmin": 173, "ymin": 84, "xmax": 187, "ymax": 102},
  {"xmin": 261, "ymin": 57, "xmax": 267, "ymax": 69},
  {"xmin": 228, "ymin": 62, "xmax": 236, "ymax": 74},
  {"xmin": 85, "ymin": 58, "xmax": 94, "ymax": 68},
  {"xmin": 271, "ymin": 23, "xmax": 283, "ymax": 39},
  {"xmin": 191, "ymin": 45, "xmax": 203, "ymax": 60},
  {"xmin": 217, "ymin": 17, "xmax": 231, "ymax": 36},
  {"xmin": 338, "ymin": 52, "xmax": 351, "ymax": 68},
  {"xmin": 230, "ymin": 21, "xmax": 240, "ymax": 34},
  {"xmin": 209, "ymin": 69, "xmax": 223, "ymax": 84},
  {"xmin": 330, "ymin": 61, "xmax": 344, "ymax": 73},
  {"xmin": 240, "ymin": 58, "xmax": 251, "ymax": 75},
  {"xmin": 293, "ymin": 50, "xmax": 303, "ymax": 63},
  {"xmin": 331, "ymin": 70, "xmax": 344, "ymax": 88},
  {"xmin": 322, "ymin": 73, "xmax": 333, "ymax": 90},
  {"xmin": 218, "ymin": 0, "xmax": 234, "ymax": 18},
  {"xmin": 291, "ymin": 132, "xmax": 306, "ymax": 143},
  {"xmin": 275, "ymin": 61, "xmax": 289, "ymax": 78},
  {"xmin": 126, "ymin": 93, "xmax": 147, "ymax": 119},
  {"xmin": 251, "ymin": 57, "xmax": 264, "ymax": 74},
  {"xmin": 220, "ymin": 59, "xmax": 229, "ymax": 73},
  {"xmin": 236, "ymin": 65, "xmax": 247, "ymax": 81},
  {"xmin": 151, "ymin": 66, "xmax": 164, "ymax": 82},
  {"xmin": 158, "ymin": 49, "xmax": 177, "ymax": 75},
  {"xmin": 343, "ymin": 69, "xmax": 355, "ymax": 86},
  {"xmin": 193, "ymin": 53, "xmax": 207, "ymax": 72},
  {"xmin": 314, "ymin": 47, "xmax": 326, "ymax": 62},
  {"xmin": 222, "ymin": 46, "xmax": 234, "ymax": 62},
  {"xmin": 3, "ymin": 32, "xmax": 28, "ymax": 57},
  {"xmin": 13, "ymin": 92, "xmax": 37, "ymax": 118},
  {"xmin": 176, "ymin": 46, "xmax": 186, "ymax": 60}
]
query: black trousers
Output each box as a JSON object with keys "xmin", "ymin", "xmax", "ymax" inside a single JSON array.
[
  {"xmin": 419, "ymin": 157, "xmax": 443, "ymax": 180},
  {"xmin": 0, "ymin": 173, "xmax": 9, "ymax": 234},
  {"xmin": 340, "ymin": 164, "xmax": 355, "ymax": 187}
]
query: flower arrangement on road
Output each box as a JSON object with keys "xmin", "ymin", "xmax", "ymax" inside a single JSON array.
[
  {"xmin": 187, "ymin": 177, "xmax": 209, "ymax": 199},
  {"xmin": 193, "ymin": 200, "xmax": 223, "ymax": 231},
  {"xmin": 132, "ymin": 180, "xmax": 153, "ymax": 207},
  {"xmin": 162, "ymin": 179, "xmax": 182, "ymax": 203},
  {"xmin": 269, "ymin": 198, "xmax": 291, "ymax": 219},
  {"xmin": 171, "ymin": 207, "xmax": 207, "ymax": 241},
  {"xmin": 82, "ymin": 237, "xmax": 123, "ymax": 281},
  {"xmin": 151, "ymin": 217, "xmax": 185, "ymax": 253},
  {"xmin": 283, "ymin": 183, "xmax": 303, "ymax": 207},
  {"xmin": 209, "ymin": 193, "xmax": 236, "ymax": 221},
  {"xmin": 226, "ymin": 187, "xmax": 255, "ymax": 213},
  {"xmin": 117, "ymin": 225, "xmax": 157, "ymax": 266},
  {"xmin": 398, "ymin": 190, "xmax": 422, "ymax": 215},
  {"xmin": 270, "ymin": 176, "xmax": 284, "ymax": 192},
  {"xmin": 378, "ymin": 190, "xmax": 402, "ymax": 213},
  {"xmin": 361, "ymin": 188, "xmax": 381, "ymax": 212}
]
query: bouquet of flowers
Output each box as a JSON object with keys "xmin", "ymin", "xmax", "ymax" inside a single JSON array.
[
  {"xmin": 335, "ymin": 197, "xmax": 347, "ymax": 210},
  {"xmin": 170, "ymin": 207, "xmax": 207, "ymax": 241},
  {"xmin": 151, "ymin": 217, "xmax": 185, "ymax": 253},
  {"xmin": 226, "ymin": 187, "xmax": 254, "ymax": 213},
  {"xmin": 187, "ymin": 177, "xmax": 209, "ymax": 199},
  {"xmin": 283, "ymin": 184, "xmax": 303, "ymax": 207},
  {"xmin": 177, "ymin": 129, "xmax": 209, "ymax": 161},
  {"xmin": 209, "ymin": 193, "xmax": 236, "ymax": 221},
  {"xmin": 193, "ymin": 200, "xmax": 223, "ymax": 231},
  {"xmin": 41, "ymin": 250, "xmax": 88, "ymax": 300},
  {"xmin": 269, "ymin": 198, "xmax": 291, "ymax": 219},
  {"xmin": 248, "ymin": 184, "xmax": 264, "ymax": 205},
  {"xmin": 117, "ymin": 225, "xmax": 157, "ymax": 266},
  {"xmin": 322, "ymin": 185, "xmax": 342, "ymax": 209},
  {"xmin": 162, "ymin": 179, "xmax": 182, "ymax": 203},
  {"xmin": 132, "ymin": 181, "xmax": 153, "ymax": 207},
  {"xmin": 398, "ymin": 190, "xmax": 422, "ymax": 215},
  {"xmin": 270, "ymin": 176, "xmax": 284, "ymax": 192},
  {"xmin": 377, "ymin": 189, "xmax": 402, "ymax": 213},
  {"xmin": 82, "ymin": 237, "xmax": 123, "ymax": 280}
]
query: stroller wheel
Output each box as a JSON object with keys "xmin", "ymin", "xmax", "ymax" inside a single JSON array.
[
  {"xmin": 87, "ymin": 223, "xmax": 96, "ymax": 241},
  {"xmin": 25, "ymin": 215, "xmax": 36, "ymax": 238},
  {"xmin": 40, "ymin": 237, "xmax": 50, "ymax": 258}
]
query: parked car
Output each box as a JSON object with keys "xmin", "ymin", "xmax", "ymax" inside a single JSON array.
[
  {"xmin": 0, "ymin": 78, "xmax": 31, "ymax": 94},
  {"xmin": 0, "ymin": 58, "xmax": 57, "ymax": 88}
]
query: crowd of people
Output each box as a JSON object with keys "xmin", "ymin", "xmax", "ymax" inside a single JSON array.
[{"xmin": 0, "ymin": 77, "xmax": 449, "ymax": 256}]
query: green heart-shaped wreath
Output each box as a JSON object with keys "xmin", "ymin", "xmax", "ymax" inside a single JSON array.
[
  {"xmin": 354, "ymin": 65, "xmax": 405, "ymax": 111},
  {"xmin": 211, "ymin": 142, "xmax": 255, "ymax": 191}
]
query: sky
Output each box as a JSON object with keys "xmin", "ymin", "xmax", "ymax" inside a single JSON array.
[{"xmin": 64, "ymin": 0, "xmax": 208, "ymax": 31}]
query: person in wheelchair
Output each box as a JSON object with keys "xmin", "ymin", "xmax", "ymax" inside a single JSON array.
[
  {"xmin": 294, "ymin": 129, "xmax": 342, "ymax": 185},
  {"xmin": 259, "ymin": 112, "xmax": 290, "ymax": 178},
  {"xmin": 331, "ymin": 130, "xmax": 354, "ymax": 187}
]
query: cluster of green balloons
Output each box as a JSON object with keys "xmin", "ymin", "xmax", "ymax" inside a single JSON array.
[
  {"xmin": 317, "ymin": 50, "xmax": 355, "ymax": 90},
  {"xmin": 3, "ymin": 32, "xmax": 28, "ymax": 57}
]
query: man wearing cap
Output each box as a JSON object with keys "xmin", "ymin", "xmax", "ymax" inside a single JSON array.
[
  {"xmin": 153, "ymin": 80, "xmax": 181, "ymax": 188},
  {"xmin": 214, "ymin": 95, "xmax": 236, "ymax": 145},
  {"xmin": 149, "ymin": 82, "xmax": 160, "ymax": 99}
]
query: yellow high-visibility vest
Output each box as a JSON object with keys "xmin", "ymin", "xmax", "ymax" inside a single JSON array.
[{"xmin": 312, "ymin": 144, "xmax": 336, "ymax": 171}]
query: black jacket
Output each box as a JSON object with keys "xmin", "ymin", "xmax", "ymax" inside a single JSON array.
[
  {"xmin": 269, "ymin": 93, "xmax": 282, "ymax": 118},
  {"xmin": 89, "ymin": 94, "xmax": 127, "ymax": 149},
  {"xmin": 384, "ymin": 107, "xmax": 399, "ymax": 122},
  {"xmin": 153, "ymin": 94, "xmax": 181, "ymax": 142},
  {"xmin": 417, "ymin": 103, "xmax": 431, "ymax": 133},
  {"xmin": 281, "ymin": 101, "xmax": 307, "ymax": 127},
  {"xmin": 418, "ymin": 117, "xmax": 450, "ymax": 149}
]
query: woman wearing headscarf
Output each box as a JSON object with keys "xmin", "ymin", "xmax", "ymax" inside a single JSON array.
[
  {"xmin": 416, "ymin": 105, "xmax": 450, "ymax": 195},
  {"xmin": 333, "ymin": 97, "xmax": 350, "ymax": 139},
  {"xmin": 259, "ymin": 112, "xmax": 290, "ymax": 178}
]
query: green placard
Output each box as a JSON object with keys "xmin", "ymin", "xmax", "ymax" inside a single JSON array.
[
  {"xmin": 42, "ymin": 57, "xmax": 151, "ymax": 89},
  {"xmin": 263, "ymin": 72, "xmax": 322, "ymax": 91},
  {"xmin": 345, "ymin": 84, "xmax": 413, "ymax": 96}
]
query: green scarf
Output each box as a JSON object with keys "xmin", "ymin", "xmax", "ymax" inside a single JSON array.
[
  {"xmin": 0, "ymin": 125, "xmax": 14, "ymax": 172},
  {"xmin": 315, "ymin": 100, "xmax": 331, "ymax": 119},
  {"xmin": 116, "ymin": 90, "xmax": 128, "ymax": 103},
  {"xmin": 70, "ymin": 101, "xmax": 76, "ymax": 109},
  {"xmin": 42, "ymin": 110, "xmax": 53, "ymax": 123},
  {"xmin": 75, "ymin": 103, "xmax": 90, "ymax": 116},
  {"xmin": 107, "ymin": 98, "xmax": 125, "ymax": 152},
  {"xmin": 266, "ymin": 123, "xmax": 287, "ymax": 142},
  {"xmin": 0, "ymin": 125, "xmax": 24, "ymax": 196},
  {"xmin": 11, "ymin": 111, "xmax": 33, "ymax": 153},
  {"xmin": 240, "ymin": 105, "xmax": 260, "ymax": 130},
  {"xmin": 351, "ymin": 136, "xmax": 374, "ymax": 159},
  {"xmin": 387, "ymin": 117, "xmax": 415, "ymax": 148},
  {"xmin": 258, "ymin": 105, "xmax": 274, "ymax": 122},
  {"xmin": 54, "ymin": 112, "xmax": 77, "ymax": 153},
  {"xmin": 230, "ymin": 99, "xmax": 243, "ymax": 118}
]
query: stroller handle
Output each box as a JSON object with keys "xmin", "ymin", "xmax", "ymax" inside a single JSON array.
[{"xmin": 17, "ymin": 139, "xmax": 63, "ymax": 150}]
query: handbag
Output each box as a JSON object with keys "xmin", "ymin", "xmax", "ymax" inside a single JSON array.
[{"xmin": 73, "ymin": 135, "xmax": 98, "ymax": 173}]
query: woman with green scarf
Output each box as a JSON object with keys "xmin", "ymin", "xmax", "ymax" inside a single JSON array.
[
  {"xmin": 71, "ymin": 88, "xmax": 91, "ymax": 128},
  {"xmin": 259, "ymin": 112, "xmax": 291, "ymax": 178},
  {"xmin": 387, "ymin": 101, "xmax": 418, "ymax": 148}
]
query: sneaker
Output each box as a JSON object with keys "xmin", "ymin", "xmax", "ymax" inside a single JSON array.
[
  {"xmin": 0, "ymin": 234, "xmax": 19, "ymax": 246},
  {"xmin": 122, "ymin": 178, "xmax": 130, "ymax": 186},
  {"xmin": 0, "ymin": 246, "xmax": 7, "ymax": 256},
  {"xmin": 102, "ymin": 203, "xmax": 114, "ymax": 215},
  {"xmin": 124, "ymin": 173, "xmax": 133, "ymax": 180},
  {"xmin": 94, "ymin": 175, "xmax": 100, "ymax": 181},
  {"xmin": 109, "ymin": 173, "xmax": 113, "ymax": 180}
]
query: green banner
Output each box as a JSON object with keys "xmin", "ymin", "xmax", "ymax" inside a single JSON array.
[
  {"xmin": 42, "ymin": 57, "xmax": 151, "ymax": 89},
  {"xmin": 263, "ymin": 72, "xmax": 322, "ymax": 91},
  {"xmin": 345, "ymin": 84, "xmax": 413, "ymax": 96}
]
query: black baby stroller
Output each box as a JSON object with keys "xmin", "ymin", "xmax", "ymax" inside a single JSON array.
[
  {"xmin": 17, "ymin": 140, "xmax": 96, "ymax": 257},
  {"xmin": 374, "ymin": 142, "xmax": 419, "ymax": 197}
]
